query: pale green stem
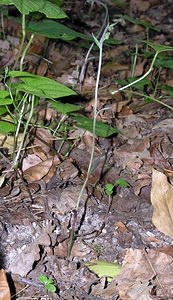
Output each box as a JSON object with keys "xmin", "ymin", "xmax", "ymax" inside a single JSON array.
[
  {"xmin": 20, "ymin": 34, "xmax": 34, "ymax": 71},
  {"xmin": 13, "ymin": 14, "xmax": 26, "ymax": 71},
  {"xmin": 76, "ymin": 23, "xmax": 110, "ymax": 210},
  {"xmin": 111, "ymin": 51, "xmax": 159, "ymax": 95},
  {"xmin": 12, "ymin": 94, "xmax": 35, "ymax": 169}
]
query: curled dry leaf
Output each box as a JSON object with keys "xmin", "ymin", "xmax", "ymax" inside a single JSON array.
[
  {"xmin": 151, "ymin": 168, "xmax": 173, "ymax": 238},
  {"xmin": 23, "ymin": 156, "xmax": 60, "ymax": 183}
]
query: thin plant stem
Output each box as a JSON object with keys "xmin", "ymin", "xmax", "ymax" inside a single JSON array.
[
  {"xmin": 131, "ymin": 44, "xmax": 138, "ymax": 78},
  {"xmin": 76, "ymin": 23, "xmax": 110, "ymax": 211},
  {"xmin": 20, "ymin": 33, "xmax": 34, "ymax": 71},
  {"xmin": 111, "ymin": 51, "xmax": 159, "ymax": 95},
  {"xmin": 12, "ymin": 94, "xmax": 35, "ymax": 169},
  {"xmin": 79, "ymin": 0, "xmax": 109, "ymax": 86},
  {"xmin": 13, "ymin": 93, "xmax": 28, "ymax": 161},
  {"xmin": 13, "ymin": 14, "xmax": 26, "ymax": 71}
]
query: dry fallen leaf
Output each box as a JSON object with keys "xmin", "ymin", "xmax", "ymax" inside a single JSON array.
[
  {"xmin": 115, "ymin": 248, "xmax": 173, "ymax": 300},
  {"xmin": 151, "ymin": 168, "xmax": 173, "ymax": 238},
  {"xmin": 23, "ymin": 156, "xmax": 60, "ymax": 183},
  {"xmin": 0, "ymin": 269, "xmax": 10, "ymax": 300}
]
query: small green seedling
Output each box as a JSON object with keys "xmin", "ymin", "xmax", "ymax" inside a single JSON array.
[
  {"xmin": 38, "ymin": 275, "xmax": 56, "ymax": 293},
  {"xmin": 104, "ymin": 178, "xmax": 130, "ymax": 221},
  {"xmin": 104, "ymin": 178, "xmax": 130, "ymax": 196}
]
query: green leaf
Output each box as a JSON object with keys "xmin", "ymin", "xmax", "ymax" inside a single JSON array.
[
  {"xmin": 0, "ymin": 107, "xmax": 7, "ymax": 116},
  {"xmin": 46, "ymin": 283, "xmax": 56, "ymax": 293},
  {"xmin": 35, "ymin": 1, "xmax": 67, "ymax": 19},
  {"xmin": 115, "ymin": 178, "xmax": 130, "ymax": 187},
  {"xmin": 45, "ymin": 278, "xmax": 54, "ymax": 285},
  {"xmin": 84, "ymin": 260, "xmax": 121, "ymax": 282},
  {"xmin": 0, "ymin": 121, "xmax": 15, "ymax": 133},
  {"xmin": 28, "ymin": 19, "xmax": 92, "ymax": 41},
  {"xmin": 0, "ymin": 90, "xmax": 10, "ymax": 97},
  {"xmin": 9, "ymin": 71, "xmax": 76, "ymax": 98},
  {"xmin": 0, "ymin": 0, "xmax": 12, "ymax": 4},
  {"xmin": 147, "ymin": 42, "xmax": 173, "ymax": 53},
  {"xmin": 116, "ymin": 14, "xmax": 160, "ymax": 31},
  {"xmin": 104, "ymin": 38, "xmax": 123, "ymax": 45},
  {"xmin": 38, "ymin": 275, "xmax": 48, "ymax": 284},
  {"xmin": 0, "ymin": 98, "xmax": 13, "ymax": 105},
  {"xmin": 13, "ymin": 0, "xmax": 44, "ymax": 15},
  {"xmin": 155, "ymin": 58, "xmax": 173, "ymax": 69},
  {"xmin": 0, "ymin": 90, "xmax": 13, "ymax": 104},
  {"xmin": 50, "ymin": 100, "xmax": 81, "ymax": 114},
  {"xmin": 105, "ymin": 183, "xmax": 114, "ymax": 196},
  {"xmin": 8, "ymin": 0, "xmax": 67, "ymax": 18},
  {"xmin": 72, "ymin": 115, "xmax": 118, "ymax": 137}
]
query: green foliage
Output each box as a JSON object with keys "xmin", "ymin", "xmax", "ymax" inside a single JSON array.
[
  {"xmin": 0, "ymin": 0, "xmax": 67, "ymax": 18},
  {"xmin": 116, "ymin": 14, "xmax": 160, "ymax": 31},
  {"xmin": 9, "ymin": 71, "xmax": 76, "ymax": 98},
  {"xmin": 84, "ymin": 260, "xmax": 121, "ymax": 282},
  {"xmin": 71, "ymin": 114, "xmax": 118, "ymax": 138},
  {"xmin": 104, "ymin": 179, "xmax": 130, "ymax": 196},
  {"xmin": 28, "ymin": 19, "xmax": 92, "ymax": 41},
  {"xmin": 38, "ymin": 275, "xmax": 56, "ymax": 293}
]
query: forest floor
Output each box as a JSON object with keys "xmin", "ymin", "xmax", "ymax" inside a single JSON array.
[{"xmin": 1, "ymin": 0, "xmax": 173, "ymax": 299}]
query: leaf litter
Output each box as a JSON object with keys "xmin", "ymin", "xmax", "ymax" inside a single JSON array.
[{"xmin": 1, "ymin": 0, "xmax": 173, "ymax": 299}]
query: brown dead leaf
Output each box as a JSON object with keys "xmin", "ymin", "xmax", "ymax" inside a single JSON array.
[
  {"xmin": 23, "ymin": 156, "xmax": 60, "ymax": 183},
  {"xmin": 30, "ymin": 128, "xmax": 53, "ymax": 155},
  {"xmin": 22, "ymin": 154, "xmax": 42, "ymax": 172},
  {"xmin": 115, "ymin": 248, "xmax": 173, "ymax": 299},
  {"xmin": 102, "ymin": 61, "xmax": 129, "ymax": 77},
  {"xmin": 151, "ymin": 168, "xmax": 173, "ymax": 238},
  {"xmin": 0, "ymin": 269, "xmax": 10, "ymax": 300}
]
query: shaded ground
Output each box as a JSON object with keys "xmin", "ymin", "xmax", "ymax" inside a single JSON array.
[{"xmin": 0, "ymin": 0, "xmax": 173, "ymax": 299}]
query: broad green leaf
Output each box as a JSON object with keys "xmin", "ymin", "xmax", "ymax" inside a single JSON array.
[
  {"xmin": 84, "ymin": 260, "xmax": 121, "ymax": 282},
  {"xmin": 0, "ymin": 98, "xmax": 13, "ymax": 105},
  {"xmin": 9, "ymin": 0, "xmax": 67, "ymax": 18},
  {"xmin": 0, "ymin": 91, "xmax": 10, "ymax": 98},
  {"xmin": 9, "ymin": 71, "xmax": 76, "ymax": 98},
  {"xmin": 13, "ymin": 0, "xmax": 44, "ymax": 15},
  {"xmin": 72, "ymin": 115, "xmax": 118, "ymax": 137},
  {"xmin": 9, "ymin": 71, "xmax": 38, "ymax": 77},
  {"xmin": 0, "ymin": 0, "xmax": 12, "ymax": 4},
  {"xmin": 147, "ymin": 42, "xmax": 173, "ymax": 53},
  {"xmin": 38, "ymin": 1, "xmax": 67, "ymax": 19},
  {"xmin": 115, "ymin": 178, "xmax": 130, "ymax": 187},
  {"xmin": 50, "ymin": 100, "xmax": 81, "ymax": 114},
  {"xmin": 0, "ymin": 121, "xmax": 15, "ymax": 133},
  {"xmin": 155, "ymin": 58, "xmax": 173, "ymax": 69},
  {"xmin": 0, "ymin": 107, "xmax": 7, "ymax": 116},
  {"xmin": 28, "ymin": 19, "xmax": 92, "ymax": 41}
]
